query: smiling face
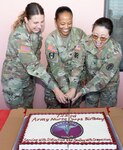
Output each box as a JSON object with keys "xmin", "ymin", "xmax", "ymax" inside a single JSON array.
[
  {"xmin": 92, "ymin": 26, "xmax": 110, "ymax": 50},
  {"xmin": 25, "ymin": 14, "xmax": 45, "ymax": 33},
  {"xmin": 55, "ymin": 11, "xmax": 73, "ymax": 37}
]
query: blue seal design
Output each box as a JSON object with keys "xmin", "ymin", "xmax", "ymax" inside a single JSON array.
[{"xmin": 50, "ymin": 121, "xmax": 84, "ymax": 139}]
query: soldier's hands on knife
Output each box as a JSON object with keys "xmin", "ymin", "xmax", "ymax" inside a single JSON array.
[
  {"xmin": 71, "ymin": 91, "xmax": 82, "ymax": 104},
  {"xmin": 53, "ymin": 87, "xmax": 68, "ymax": 104},
  {"xmin": 65, "ymin": 88, "xmax": 76, "ymax": 100}
]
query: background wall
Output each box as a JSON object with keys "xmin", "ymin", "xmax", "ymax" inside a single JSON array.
[{"xmin": 0, "ymin": 0, "xmax": 123, "ymax": 109}]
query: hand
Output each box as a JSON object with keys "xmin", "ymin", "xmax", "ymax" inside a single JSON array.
[
  {"xmin": 65, "ymin": 88, "xmax": 76, "ymax": 100},
  {"xmin": 53, "ymin": 87, "xmax": 68, "ymax": 104},
  {"xmin": 71, "ymin": 91, "xmax": 82, "ymax": 104}
]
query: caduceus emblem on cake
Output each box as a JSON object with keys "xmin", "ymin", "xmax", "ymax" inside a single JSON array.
[{"xmin": 50, "ymin": 121, "xmax": 84, "ymax": 139}]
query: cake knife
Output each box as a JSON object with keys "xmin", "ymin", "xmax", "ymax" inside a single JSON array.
[
  {"xmin": 68, "ymin": 100, "xmax": 72, "ymax": 134},
  {"xmin": 68, "ymin": 99, "xmax": 71, "ymax": 117},
  {"xmin": 67, "ymin": 100, "xmax": 71, "ymax": 150}
]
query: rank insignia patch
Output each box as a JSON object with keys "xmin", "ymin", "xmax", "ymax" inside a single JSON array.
[
  {"xmin": 49, "ymin": 52, "xmax": 55, "ymax": 59},
  {"xmin": 74, "ymin": 52, "xmax": 79, "ymax": 58},
  {"xmin": 75, "ymin": 44, "xmax": 81, "ymax": 51}
]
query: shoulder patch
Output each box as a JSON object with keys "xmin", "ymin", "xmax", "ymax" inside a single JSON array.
[
  {"xmin": 47, "ymin": 45, "xmax": 57, "ymax": 52},
  {"xmin": 106, "ymin": 63, "xmax": 114, "ymax": 71},
  {"xmin": 19, "ymin": 45, "xmax": 31, "ymax": 53}
]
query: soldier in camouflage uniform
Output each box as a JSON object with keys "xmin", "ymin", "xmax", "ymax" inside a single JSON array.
[
  {"xmin": 1, "ymin": 3, "xmax": 67, "ymax": 109},
  {"xmin": 72, "ymin": 17, "xmax": 122, "ymax": 107},
  {"xmin": 45, "ymin": 6, "xmax": 87, "ymax": 108}
]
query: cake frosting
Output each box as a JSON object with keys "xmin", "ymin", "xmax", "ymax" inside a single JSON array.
[{"xmin": 19, "ymin": 112, "xmax": 118, "ymax": 150}]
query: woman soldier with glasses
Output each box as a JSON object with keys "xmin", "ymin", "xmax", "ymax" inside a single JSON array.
[{"xmin": 72, "ymin": 17, "xmax": 122, "ymax": 107}]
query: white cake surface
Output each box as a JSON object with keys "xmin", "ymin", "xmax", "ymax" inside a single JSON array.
[{"xmin": 19, "ymin": 112, "xmax": 117, "ymax": 150}]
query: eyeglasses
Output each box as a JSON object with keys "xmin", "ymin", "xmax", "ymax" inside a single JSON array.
[{"xmin": 92, "ymin": 34, "xmax": 109, "ymax": 42}]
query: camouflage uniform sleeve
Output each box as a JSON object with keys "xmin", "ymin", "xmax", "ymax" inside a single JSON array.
[
  {"xmin": 14, "ymin": 38, "xmax": 57, "ymax": 90},
  {"xmin": 69, "ymin": 30, "xmax": 87, "ymax": 89},
  {"xmin": 45, "ymin": 38, "xmax": 69, "ymax": 93},
  {"xmin": 80, "ymin": 44, "xmax": 122, "ymax": 95},
  {"xmin": 69, "ymin": 43, "xmax": 86, "ymax": 89}
]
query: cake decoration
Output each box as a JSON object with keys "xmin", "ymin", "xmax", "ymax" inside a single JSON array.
[{"xmin": 50, "ymin": 121, "xmax": 83, "ymax": 139}]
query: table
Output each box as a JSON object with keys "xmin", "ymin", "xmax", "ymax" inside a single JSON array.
[{"xmin": 0, "ymin": 110, "xmax": 10, "ymax": 130}]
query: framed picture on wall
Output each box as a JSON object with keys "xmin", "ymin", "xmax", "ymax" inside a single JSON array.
[{"xmin": 104, "ymin": 0, "xmax": 123, "ymax": 71}]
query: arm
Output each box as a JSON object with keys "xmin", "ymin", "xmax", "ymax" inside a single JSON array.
[
  {"xmin": 45, "ymin": 37, "xmax": 69, "ymax": 93},
  {"xmin": 66, "ymin": 43, "xmax": 86, "ymax": 100},
  {"xmin": 80, "ymin": 46, "xmax": 122, "ymax": 95},
  {"xmin": 69, "ymin": 30, "xmax": 87, "ymax": 89},
  {"xmin": 18, "ymin": 45, "xmax": 58, "ymax": 90},
  {"xmin": 72, "ymin": 42, "xmax": 122, "ymax": 103},
  {"xmin": 72, "ymin": 54, "xmax": 122, "ymax": 103},
  {"xmin": 18, "ymin": 45, "xmax": 67, "ymax": 103},
  {"xmin": 11, "ymin": 34, "xmax": 67, "ymax": 103},
  {"xmin": 66, "ymin": 30, "xmax": 87, "ymax": 99}
]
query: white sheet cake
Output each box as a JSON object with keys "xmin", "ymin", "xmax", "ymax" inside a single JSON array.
[{"xmin": 18, "ymin": 112, "xmax": 118, "ymax": 150}]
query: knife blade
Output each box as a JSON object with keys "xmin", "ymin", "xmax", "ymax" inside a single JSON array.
[
  {"xmin": 67, "ymin": 100, "xmax": 71, "ymax": 149},
  {"xmin": 68, "ymin": 99, "xmax": 71, "ymax": 116},
  {"xmin": 68, "ymin": 100, "xmax": 72, "ymax": 135}
]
